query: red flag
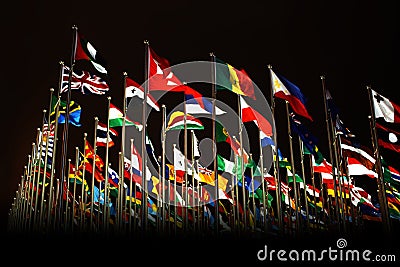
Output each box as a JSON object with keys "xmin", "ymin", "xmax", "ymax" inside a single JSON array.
[{"xmin": 240, "ymin": 96, "xmax": 273, "ymax": 136}]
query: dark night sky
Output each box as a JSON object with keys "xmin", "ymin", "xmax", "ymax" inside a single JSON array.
[{"xmin": 1, "ymin": 0, "xmax": 399, "ymax": 247}]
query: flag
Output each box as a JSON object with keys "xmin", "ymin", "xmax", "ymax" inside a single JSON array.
[
  {"xmin": 192, "ymin": 131, "xmax": 201, "ymax": 158},
  {"xmin": 260, "ymin": 130, "xmax": 274, "ymax": 147},
  {"xmin": 50, "ymin": 95, "xmax": 82, "ymax": 127},
  {"xmin": 84, "ymin": 140, "xmax": 104, "ymax": 171},
  {"xmin": 217, "ymin": 154, "xmax": 236, "ymax": 175},
  {"xmin": 75, "ymin": 31, "xmax": 108, "ymax": 74},
  {"xmin": 347, "ymin": 156, "xmax": 378, "ymax": 178},
  {"xmin": 340, "ymin": 141, "xmax": 375, "ymax": 170},
  {"xmin": 61, "ymin": 65, "xmax": 109, "ymax": 95},
  {"xmin": 96, "ymin": 121, "xmax": 118, "ymax": 147},
  {"xmin": 109, "ymin": 103, "xmax": 142, "ymax": 130},
  {"xmin": 376, "ymin": 122, "xmax": 400, "ymax": 153},
  {"xmin": 216, "ymin": 58, "xmax": 256, "ymax": 100},
  {"xmin": 290, "ymin": 113, "xmax": 324, "ymax": 164},
  {"xmin": 215, "ymin": 121, "xmax": 248, "ymax": 163},
  {"xmin": 239, "ymin": 96, "xmax": 273, "ymax": 136},
  {"xmin": 371, "ymin": 89, "xmax": 400, "ymax": 123},
  {"xmin": 185, "ymin": 94, "xmax": 226, "ymax": 115},
  {"xmin": 166, "ymin": 111, "xmax": 204, "ymax": 131},
  {"xmin": 270, "ymin": 68, "xmax": 313, "ymax": 121},
  {"xmin": 173, "ymin": 146, "xmax": 191, "ymax": 176},
  {"xmin": 389, "ymin": 166, "xmax": 400, "ymax": 184},
  {"xmin": 125, "ymin": 77, "xmax": 160, "ymax": 111}
]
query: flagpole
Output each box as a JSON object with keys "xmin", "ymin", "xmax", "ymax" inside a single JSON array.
[
  {"xmin": 58, "ymin": 25, "xmax": 78, "ymax": 223},
  {"xmin": 233, "ymin": 152, "xmax": 240, "ymax": 234},
  {"xmin": 47, "ymin": 62, "xmax": 63, "ymax": 230},
  {"xmin": 65, "ymin": 158, "xmax": 71, "ymax": 232},
  {"xmin": 34, "ymin": 112, "xmax": 46, "ymax": 231},
  {"xmin": 210, "ymin": 52, "xmax": 219, "ymax": 234},
  {"xmin": 308, "ymin": 154, "xmax": 319, "ymax": 229},
  {"xmin": 366, "ymin": 86, "xmax": 391, "ymax": 234},
  {"xmin": 299, "ymin": 138, "xmax": 310, "ymax": 232},
  {"xmin": 161, "ymin": 105, "xmax": 167, "ymax": 233},
  {"xmin": 142, "ymin": 40, "xmax": 150, "ymax": 233},
  {"xmin": 128, "ymin": 138, "xmax": 133, "ymax": 235},
  {"xmin": 30, "ymin": 133, "xmax": 40, "ymax": 231},
  {"xmin": 27, "ymin": 146, "xmax": 35, "ymax": 231},
  {"xmin": 285, "ymin": 101, "xmax": 300, "ymax": 234},
  {"xmin": 249, "ymin": 153, "xmax": 256, "ymax": 232},
  {"xmin": 120, "ymin": 72, "xmax": 129, "ymax": 233},
  {"xmin": 23, "ymin": 161, "xmax": 31, "ymax": 232},
  {"xmin": 183, "ymin": 93, "xmax": 189, "ymax": 231},
  {"xmin": 320, "ymin": 75, "xmax": 340, "ymax": 229},
  {"xmin": 81, "ymin": 133, "xmax": 87, "ymax": 231},
  {"xmin": 267, "ymin": 65, "xmax": 283, "ymax": 232},
  {"xmin": 259, "ymin": 131, "xmax": 268, "ymax": 234},
  {"xmin": 191, "ymin": 130, "xmax": 196, "ymax": 233},
  {"xmin": 173, "ymin": 144, "xmax": 178, "ymax": 235},
  {"xmin": 90, "ymin": 117, "xmax": 99, "ymax": 232},
  {"xmin": 237, "ymin": 96, "xmax": 247, "ymax": 232},
  {"xmin": 103, "ymin": 96, "xmax": 112, "ymax": 232}
]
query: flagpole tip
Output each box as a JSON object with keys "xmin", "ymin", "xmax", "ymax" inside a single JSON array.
[
  {"xmin": 267, "ymin": 64, "xmax": 272, "ymax": 69},
  {"xmin": 366, "ymin": 85, "xmax": 371, "ymax": 89},
  {"xmin": 59, "ymin": 61, "xmax": 64, "ymax": 65},
  {"xmin": 320, "ymin": 75, "xmax": 325, "ymax": 80},
  {"xmin": 84, "ymin": 133, "xmax": 87, "ymax": 137},
  {"xmin": 368, "ymin": 115, "xmax": 372, "ymax": 119},
  {"xmin": 43, "ymin": 109, "xmax": 47, "ymax": 113},
  {"xmin": 72, "ymin": 25, "xmax": 78, "ymax": 30},
  {"xmin": 94, "ymin": 117, "xmax": 98, "ymax": 121},
  {"xmin": 209, "ymin": 52, "xmax": 215, "ymax": 57},
  {"xmin": 50, "ymin": 88, "xmax": 54, "ymax": 92},
  {"xmin": 107, "ymin": 96, "xmax": 111, "ymax": 100},
  {"xmin": 123, "ymin": 71, "xmax": 127, "ymax": 76},
  {"xmin": 130, "ymin": 138, "xmax": 134, "ymax": 142},
  {"xmin": 144, "ymin": 40, "xmax": 149, "ymax": 45}
]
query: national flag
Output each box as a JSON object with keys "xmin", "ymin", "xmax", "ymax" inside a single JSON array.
[
  {"xmin": 96, "ymin": 121, "xmax": 118, "ymax": 147},
  {"xmin": 84, "ymin": 140, "xmax": 104, "ymax": 171},
  {"xmin": 376, "ymin": 122, "xmax": 400, "ymax": 153},
  {"xmin": 371, "ymin": 89, "xmax": 400, "ymax": 123},
  {"xmin": 216, "ymin": 58, "xmax": 256, "ymax": 100},
  {"xmin": 195, "ymin": 165, "xmax": 228, "ymax": 191},
  {"xmin": 40, "ymin": 122, "xmax": 55, "ymax": 168},
  {"xmin": 75, "ymin": 31, "xmax": 108, "ymax": 74},
  {"xmin": 185, "ymin": 94, "xmax": 226, "ymax": 115},
  {"xmin": 340, "ymin": 141, "xmax": 376, "ymax": 170},
  {"xmin": 166, "ymin": 111, "xmax": 204, "ymax": 131},
  {"xmin": 270, "ymin": 68, "xmax": 313, "ymax": 121},
  {"xmin": 389, "ymin": 166, "xmax": 400, "ymax": 184},
  {"xmin": 192, "ymin": 131, "xmax": 201, "ymax": 159},
  {"xmin": 125, "ymin": 77, "xmax": 160, "ymax": 111},
  {"xmin": 109, "ymin": 103, "xmax": 142, "ymax": 130},
  {"xmin": 290, "ymin": 113, "xmax": 324, "ymax": 164},
  {"xmin": 217, "ymin": 154, "xmax": 236, "ymax": 175},
  {"xmin": 173, "ymin": 146, "xmax": 192, "ymax": 178},
  {"xmin": 50, "ymin": 95, "xmax": 82, "ymax": 127},
  {"xmin": 215, "ymin": 121, "xmax": 248, "ymax": 163},
  {"xmin": 260, "ymin": 130, "xmax": 274, "ymax": 148},
  {"xmin": 61, "ymin": 65, "xmax": 109, "ymax": 95},
  {"xmin": 347, "ymin": 156, "xmax": 378, "ymax": 178},
  {"xmin": 239, "ymin": 96, "xmax": 273, "ymax": 136}
]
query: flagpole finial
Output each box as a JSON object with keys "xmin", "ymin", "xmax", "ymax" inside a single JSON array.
[
  {"xmin": 368, "ymin": 115, "xmax": 372, "ymax": 119},
  {"xmin": 144, "ymin": 40, "xmax": 149, "ymax": 45},
  {"xmin": 50, "ymin": 88, "xmax": 54, "ymax": 93},
  {"xmin": 72, "ymin": 25, "xmax": 78, "ymax": 30},
  {"xmin": 59, "ymin": 61, "xmax": 64, "ymax": 65},
  {"xmin": 130, "ymin": 138, "xmax": 134, "ymax": 142},
  {"xmin": 84, "ymin": 133, "xmax": 87, "ymax": 137},
  {"xmin": 43, "ymin": 109, "xmax": 47, "ymax": 113},
  {"xmin": 366, "ymin": 85, "xmax": 371, "ymax": 90},
  {"xmin": 94, "ymin": 117, "xmax": 98, "ymax": 121},
  {"xmin": 123, "ymin": 71, "xmax": 127, "ymax": 76},
  {"xmin": 320, "ymin": 75, "xmax": 325, "ymax": 80},
  {"xmin": 107, "ymin": 96, "xmax": 111, "ymax": 101},
  {"xmin": 209, "ymin": 52, "xmax": 215, "ymax": 57},
  {"xmin": 267, "ymin": 64, "xmax": 272, "ymax": 69}
]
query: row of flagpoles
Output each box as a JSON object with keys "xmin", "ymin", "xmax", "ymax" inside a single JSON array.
[{"xmin": 7, "ymin": 25, "xmax": 400, "ymax": 239}]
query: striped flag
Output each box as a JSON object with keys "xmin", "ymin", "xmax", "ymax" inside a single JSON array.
[
  {"xmin": 96, "ymin": 121, "xmax": 118, "ymax": 147},
  {"xmin": 166, "ymin": 111, "xmax": 204, "ymax": 131}
]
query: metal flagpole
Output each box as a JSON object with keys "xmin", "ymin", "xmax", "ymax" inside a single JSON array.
[
  {"xmin": 90, "ymin": 117, "xmax": 99, "ymax": 232},
  {"xmin": 103, "ymin": 96, "xmax": 112, "ymax": 232}
]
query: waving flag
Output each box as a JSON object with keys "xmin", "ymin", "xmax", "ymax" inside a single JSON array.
[
  {"xmin": 125, "ymin": 77, "xmax": 160, "ymax": 111},
  {"xmin": 376, "ymin": 122, "xmax": 400, "ymax": 153},
  {"xmin": 61, "ymin": 65, "xmax": 109, "ymax": 95},
  {"xmin": 270, "ymin": 68, "xmax": 313, "ymax": 121},
  {"xmin": 239, "ymin": 96, "xmax": 273, "ymax": 136},
  {"xmin": 50, "ymin": 95, "xmax": 81, "ymax": 127},
  {"xmin": 75, "ymin": 31, "xmax": 108, "ymax": 74},
  {"xmin": 166, "ymin": 111, "xmax": 204, "ymax": 131},
  {"xmin": 216, "ymin": 58, "xmax": 256, "ymax": 100},
  {"xmin": 371, "ymin": 89, "xmax": 400, "ymax": 123},
  {"xmin": 84, "ymin": 140, "xmax": 104, "ymax": 171},
  {"xmin": 109, "ymin": 103, "xmax": 142, "ymax": 130},
  {"xmin": 185, "ymin": 94, "xmax": 226, "ymax": 115},
  {"xmin": 347, "ymin": 156, "xmax": 378, "ymax": 178},
  {"xmin": 96, "ymin": 121, "xmax": 118, "ymax": 147}
]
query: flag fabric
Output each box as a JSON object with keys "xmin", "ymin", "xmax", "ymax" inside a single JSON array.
[
  {"xmin": 166, "ymin": 111, "xmax": 204, "ymax": 131},
  {"xmin": 376, "ymin": 122, "xmax": 400, "ymax": 153},
  {"xmin": 215, "ymin": 121, "xmax": 249, "ymax": 163},
  {"xmin": 125, "ymin": 77, "xmax": 160, "ymax": 111},
  {"xmin": 260, "ymin": 130, "xmax": 274, "ymax": 148},
  {"xmin": 50, "ymin": 95, "xmax": 82, "ymax": 127},
  {"xmin": 192, "ymin": 131, "xmax": 201, "ymax": 158},
  {"xmin": 75, "ymin": 31, "xmax": 108, "ymax": 74},
  {"xmin": 389, "ymin": 166, "xmax": 400, "ymax": 184},
  {"xmin": 185, "ymin": 94, "xmax": 226, "ymax": 115},
  {"xmin": 61, "ymin": 65, "xmax": 109, "ymax": 95},
  {"xmin": 217, "ymin": 154, "xmax": 236, "ymax": 175},
  {"xmin": 290, "ymin": 113, "xmax": 324, "ymax": 164},
  {"xmin": 216, "ymin": 58, "xmax": 256, "ymax": 100},
  {"xmin": 347, "ymin": 156, "xmax": 378, "ymax": 178},
  {"xmin": 40, "ymin": 122, "xmax": 55, "ymax": 168},
  {"xmin": 340, "ymin": 142, "xmax": 375, "ymax": 170},
  {"xmin": 239, "ymin": 96, "xmax": 273, "ymax": 136},
  {"xmin": 270, "ymin": 68, "xmax": 313, "ymax": 121},
  {"xmin": 109, "ymin": 103, "xmax": 142, "ymax": 130},
  {"xmin": 371, "ymin": 89, "xmax": 400, "ymax": 123},
  {"xmin": 84, "ymin": 140, "xmax": 104, "ymax": 171},
  {"xmin": 96, "ymin": 121, "xmax": 118, "ymax": 147}
]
